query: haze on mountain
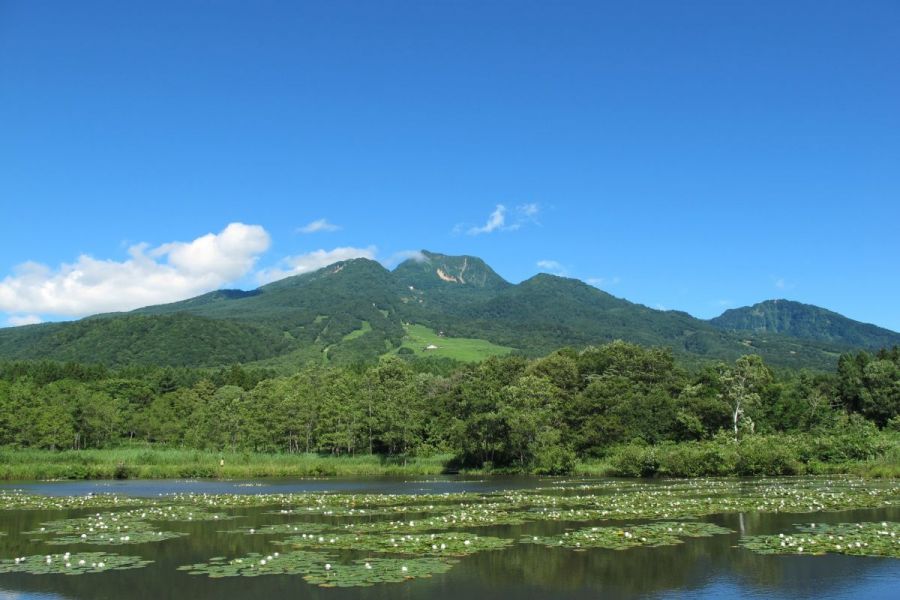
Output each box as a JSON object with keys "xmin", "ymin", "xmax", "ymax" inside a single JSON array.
[{"xmin": 0, "ymin": 251, "xmax": 897, "ymax": 370}]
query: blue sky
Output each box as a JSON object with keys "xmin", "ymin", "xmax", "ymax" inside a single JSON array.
[{"xmin": 1, "ymin": 0, "xmax": 898, "ymax": 330}]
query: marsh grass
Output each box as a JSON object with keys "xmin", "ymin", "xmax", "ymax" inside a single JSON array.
[
  {"xmin": 0, "ymin": 448, "xmax": 452, "ymax": 480},
  {"xmin": 0, "ymin": 433, "xmax": 895, "ymax": 481}
]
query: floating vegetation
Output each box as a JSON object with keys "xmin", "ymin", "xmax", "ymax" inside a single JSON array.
[
  {"xmin": 303, "ymin": 557, "xmax": 455, "ymax": 588},
  {"xmin": 24, "ymin": 510, "xmax": 196, "ymax": 545},
  {"xmin": 275, "ymin": 531, "xmax": 513, "ymax": 556},
  {"xmin": 0, "ymin": 552, "xmax": 152, "ymax": 575},
  {"xmin": 521, "ymin": 521, "xmax": 734, "ymax": 551},
  {"xmin": 143, "ymin": 478, "xmax": 900, "ymax": 526},
  {"xmin": 178, "ymin": 551, "xmax": 454, "ymax": 587},
  {"xmin": 740, "ymin": 521, "xmax": 900, "ymax": 558},
  {"xmin": 165, "ymin": 491, "xmax": 477, "ymax": 511},
  {"xmin": 224, "ymin": 522, "xmax": 332, "ymax": 536},
  {"xmin": 0, "ymin": 491, "xmax": 151, "ymax": 511},
  {"xmin": 126, "ymin": 505, "xmax": 231, "ymax": 522},
  {"xmin": 178, "ymin": 550, "xmax": 328, "ymax": 578},
  {"xmin": 265, "ymin": 503, "xmax": 457, "ymax": 518},
  {"xmin": 2, "ymin": 476, "xmax": 898, "ymax": 589},
  {"xmin": 333, "ymin": 507, "xmax": 530, "ymax": 535}
]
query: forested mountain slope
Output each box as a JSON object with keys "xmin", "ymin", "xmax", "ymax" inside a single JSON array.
[
  {"xmin": 0, "ymin": 251, "xmax": 895, "ymax": 370},
  {"xmin": 710, "ymin": 299, "xmax": 900, "ymax": 350}
]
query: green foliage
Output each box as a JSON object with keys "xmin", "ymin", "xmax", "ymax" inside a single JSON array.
[
  {"xmin": 0, "ymin": 339, "xmax": 896, "ymax": 476},
  {"xmin": 179, "ymin": 550, "xmax": 458, "ymax": 587},
  {"xmin": 275, "ymin": 531, "xmax": 513, "ymax": 556},
  {"xmin": 733, "ymin": 436, "xmax": 801, "ymax": 476},
  {"xmin": 740, "ymin": 522, "xmax": 900, "ymax": 557},
  {"xmin": 0, "ymin": 553, "xmax": 153, "ymax": 575},
  {"xmin": 0, "ymin": 314, "xmax": 292, "ymax": 367},
  {"xmin": 609, "ymin": 445, "xmax": 661, "ymax": 478},
  {"xmin": 522, "ymin": 521, "xmax": 734, "ymax": 550},
  {"xmin": 711, "ymin": 299, "xmax": 900, "ymax": 350}
]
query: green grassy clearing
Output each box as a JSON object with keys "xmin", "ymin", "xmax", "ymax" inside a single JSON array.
[
  {"xmin": 342, "ymin": 321, "xmax": 372, "ymax": 341},
  {"xmin": 395, "ymin": 324, "xmax": 515, "ymax": 362}
]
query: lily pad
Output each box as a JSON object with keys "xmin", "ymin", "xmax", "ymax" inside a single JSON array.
[
  {"xmin": 275, "ymin": 531, "xmax": 513, "ymax": 556},
  {"xmin": 25, "ymin": 512, "xmax": 189, "ymax": 546},
  {"xmin": 178, "ymin": 551, "xmax": 456, "ymax": 587},
  {"xmin": 522, "ymin": 521, "xmax": 734, "ymax": 551},
  {"xmin": 177, "ymin": 550, "xmax": 328, "ymax": 578},
  {"xmin": 0, "ymin": 552, "xmax": 152, "ymax": 575},
  {"xmin": 303, "ymin": 557, "xmax": 455, "ymax": 588},
  {"xmin": 740, "ymin": 521, "xmax": 900, "ymax": 558}
]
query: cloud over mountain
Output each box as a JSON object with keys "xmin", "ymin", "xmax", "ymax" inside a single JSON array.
[{"xmin": 0, "ymin": 223, "xmax": 270, "ymax": 318}]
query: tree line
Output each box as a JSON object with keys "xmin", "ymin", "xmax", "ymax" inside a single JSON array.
[{"xmin": 0, "ymin": 342, "xmax": 897, "ymax": 473}]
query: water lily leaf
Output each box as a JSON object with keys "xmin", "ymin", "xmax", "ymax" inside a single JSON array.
[
  {"xmin": 275, "ymin": 531, "xmax": 513, "ymax": 556},
  {"xmin": 740, "ymin": 521, "xmax": 900, "ymax": 558},
  {"xmin": 522, "ymin": 521, "xmax": 734, "ymax": 551},
  {"xmin": 0, "ymin": 552, "xmax": 152, "ymax": 575}
]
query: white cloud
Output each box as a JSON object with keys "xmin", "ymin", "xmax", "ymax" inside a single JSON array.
[
  {"xmin": 384, "ymin": 250, "xmax": 427, "ymax": 268},
  {"xmin": 468, "ymin": 205, "xmax": 508, "ymax": 235},
  {"xmin": 0, "ymin": 223, "xmax": 270, "ymax": 318},
  {"xmin": 460, "ymin": 203, "xmax": 541, "ymax": 235},
  {"xmin": 298, "ymin": 218, "xmax": 341, "ymax": 234},
  {"xmin": 536, "ymin": 259, "xmax": 566, "ymax": 275},
  {"xmin": 257, "ymin": 246, "xmax": 376, "ymax": 284},
  {"xmin": 6, "ymin": 314, "xmax": 42, "ymax": 326},
  {"xmin": 519, "ymin": 203, "xmax": 540, "ymax": 217}
]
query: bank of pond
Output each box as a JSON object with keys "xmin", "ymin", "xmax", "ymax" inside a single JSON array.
[{"xmin": 0, "ymin": 428, "xmax": 897, "ymax": 482}]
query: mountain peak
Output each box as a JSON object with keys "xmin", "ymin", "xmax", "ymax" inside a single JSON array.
[
  {"xmin": 260, "ymin": 257, "xmax": 388, "ymax": 291},
  {"xmin": 393, "ymin": 250, "xmax": 509, "ymax": 290},
  {"xmin": 710, "ymin": 298, "xmax": 900, "ymax": 349}
]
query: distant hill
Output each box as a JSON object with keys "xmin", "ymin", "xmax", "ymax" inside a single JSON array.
[
  {"xmin": 709, "ymin": 299, "xmax": 900, "ymax": 350},
  {"xmin": 1, "ymin": 251, "xmax": 896, "ymax": 370}
]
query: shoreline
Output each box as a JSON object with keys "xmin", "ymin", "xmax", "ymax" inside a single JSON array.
[{"xmin": 0, "ymin": 445, "xmax": 896, "ymax": 481}]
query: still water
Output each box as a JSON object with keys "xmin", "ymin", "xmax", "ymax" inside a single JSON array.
[{"xmin": 0, "ymin": 477, "xmax": 897, "ymax": 599}]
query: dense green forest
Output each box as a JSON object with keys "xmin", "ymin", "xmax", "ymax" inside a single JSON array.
[
  {"xmin": 3, "ymin": 252, "xmax": 898, "ymax": 371},
  {"xmin": 711, "ymin": 299, "xmax": 900, "ymax": 349},
  {"xmin": 1, "ymin": 342, "xmax": 897, "ymax": 476}
]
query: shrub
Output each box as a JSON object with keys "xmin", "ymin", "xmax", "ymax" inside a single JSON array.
[
  {"xmin": 610, "ymin": 445, "xmax": 659, "ymax": 477},
  {"xmin": 735, "ymin": 437, "xmax": 800, "ymax": 476},
  {"xmin": 656, "ymin": 442, "xmax": 736, "ymax": 477},
  {"xmin": 113, "ymin": 462, "xmax": 133, "ymax": 479}
]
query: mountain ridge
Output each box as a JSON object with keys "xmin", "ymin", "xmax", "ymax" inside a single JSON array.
[
  {"xmin": 709, "ymin": 299, "xmax": 900, "ymax": 349},
  {"xmin": 0, "ymin": 250, "xmax": 895, "ymax": 370}
]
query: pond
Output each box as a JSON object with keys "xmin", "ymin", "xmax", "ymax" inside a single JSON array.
[{"xmin": 0, "ymin": 476, "xmax": 897, "ymax": 599}]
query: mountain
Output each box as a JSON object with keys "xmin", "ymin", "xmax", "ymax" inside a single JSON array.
[
  {"xmin": 0, "ymin": 251, "xmax": 896, "ymax": 370},
  {"xmin": 392, "ymin": 250, "xmax": 509, "ymax": 292},
  {"xmin": 709, "ymin": 299, "xmax": 900, "ymax": 350}
]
